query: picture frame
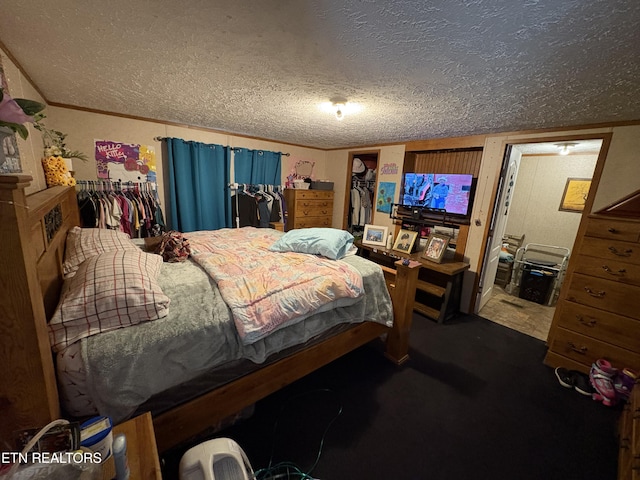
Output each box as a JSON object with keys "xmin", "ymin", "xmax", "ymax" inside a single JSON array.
[
  {"xmin": 392, "ymin": 229, "xmax": 418, "ymax": 254},
  {"xmin": 559, "ymin": 178, "xmax": 591, "ymax": 213},
  {"xmin": 362, "ymin": 224, "xmax": 388, "ymax": 248},
  {"xmin": 422, "ymin": 233, "xmax": 450, "ymax": 263}
]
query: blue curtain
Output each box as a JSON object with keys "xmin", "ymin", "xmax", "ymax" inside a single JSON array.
[
  {"xmin": 166, "ymin": 138, "xmax": 231, "ymax": 232},
  {"xmin": 233, "ymin": 149, "xmax": 282, "ymax": 185}
]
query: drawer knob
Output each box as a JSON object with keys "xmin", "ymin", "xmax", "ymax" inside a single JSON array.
[
  {"xmin": 567, "ymin": 342, "xmax": 588, "ymax": 355},
  {"xmin": 303, "ymin": 210, "xmax": 310, "ymax": 215},
  {"xmin": 601, "ymin": 265, "xmax": 626, "ymax": 276},
  {"xmin": 608, "ymin": 246, "xmax": 632, "ymax": 257},
  {"xmin": 584, "ymin": 287, "xmax": 606, "ymax": 298},
  {"xmin": 607, "ymin": 227, "xmax": 618, "ymax": 233},
  {"xmin": 576, "ymin": 315, "xmax": 597, "ymax": 327}
]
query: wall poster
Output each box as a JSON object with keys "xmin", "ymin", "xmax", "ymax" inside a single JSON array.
[
  {"xmin": 376, "ymin": 181, "xmax": 396, "ymax": 213},
  {"xmin": 95, "ymin": 140, "xmax": 156, "ymax": 182},
  {"xmin": 559, "ymin": 177, "xmax": 591, "ymax": 212}
]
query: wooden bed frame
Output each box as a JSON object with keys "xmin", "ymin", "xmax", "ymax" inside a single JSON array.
[{"xmin": 0, "ymin": 174, "xmax": 420, "ymax": 453}]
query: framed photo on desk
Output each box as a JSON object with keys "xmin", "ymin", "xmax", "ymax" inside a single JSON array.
[
  {"xmin": 393, "ymin": 229, "xmax": 418, "ymax": 254},
  {"xmin": 362, "ymin": 224, "xmax": 388, "ymax": 247},
  {"xmin": 422, "ymin": 233, "xmax": 450, "ymax": 263}
]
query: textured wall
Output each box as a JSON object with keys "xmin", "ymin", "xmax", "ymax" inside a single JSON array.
[{"xmin": 505, "ymin": 154, "xmax": 598, "ymax": 252}]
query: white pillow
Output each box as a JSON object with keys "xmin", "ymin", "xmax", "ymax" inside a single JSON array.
[
  {"xmin": 63, "ymin": 227, "xmax": 138, "ymax": 278},
  {"xmin": 49, "ymin": 250, "xmax": 170, "ymax": 351}
]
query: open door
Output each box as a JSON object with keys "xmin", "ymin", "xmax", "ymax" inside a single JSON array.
[{"xmin": 477, "ymin": 146, "xmax": 521, "ymax": 310}]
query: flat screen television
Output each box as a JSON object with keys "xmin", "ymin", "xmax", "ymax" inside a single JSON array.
[{"xmin": 402, "ymin": 173, "xmax": 475, "ymax": 218}]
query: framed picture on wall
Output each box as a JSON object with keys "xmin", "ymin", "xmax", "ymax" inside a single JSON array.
[
  {"xmin": 422, "ymin": 233, "xmax": 450, "ymax": 263},
  {"xmin": 362, "ymin": 224, "xmax": 388, "ymax": 248},
  {"xmin": 559, "ymin": 178, "xmax": 592, "ymax": 212},
  {"xmin": 393, "ymin": 229, "xmax": 418, "ymax": 254}
]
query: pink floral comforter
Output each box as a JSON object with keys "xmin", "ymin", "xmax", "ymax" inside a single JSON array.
[{"xmin": 187, "ymin": 228, "xmax": 364, "ymax": 344}]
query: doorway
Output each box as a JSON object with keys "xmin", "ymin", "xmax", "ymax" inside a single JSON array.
[{"xmin": 477, "ymin": 138, "xmax": 603, "ymax": 340}]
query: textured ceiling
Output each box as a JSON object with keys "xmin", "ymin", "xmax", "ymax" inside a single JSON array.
[
  {"xmin": 513, "ymin": 139, "xmax": 602, "ymax": 155},
  {"xmin": 1, "ymin": 1, "xmax": 639, "ymax": 149}
]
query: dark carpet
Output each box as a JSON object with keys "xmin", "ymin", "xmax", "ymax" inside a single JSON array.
[{"xmin": 162, "ymin": 313, "xmax": 621, "ymax": 479}]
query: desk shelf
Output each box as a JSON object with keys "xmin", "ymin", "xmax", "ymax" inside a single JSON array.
[{"xmin": 355, "ymin": 240, "xmax": 469, "ymax": 323}]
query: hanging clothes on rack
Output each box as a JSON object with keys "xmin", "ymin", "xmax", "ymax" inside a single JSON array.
[
  {"xmin": 76, "ymin": 180, "xmax": 165, "ymax": 237},
  {"xmin": 230, "ymin": 183, "xmax": 283, "ymax": 228},
  {"xmin": 349, "ymin": 178, "xmax": 376, "ymax": 231}
]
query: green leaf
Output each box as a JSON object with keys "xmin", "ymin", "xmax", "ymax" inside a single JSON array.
[
  {"xmin": 15, "ymin": 124, "xmax": 29, "ymax": 140},
  {"xmin": 15, "ymin": 98, "xmax": 46, "ymax": 116},
  {"xmin": 65, "ymin": 150, "xmax": 88, "ymax": 162}
]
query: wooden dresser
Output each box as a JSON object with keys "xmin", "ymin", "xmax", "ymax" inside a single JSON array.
[
  {"xmin": 618, "ymin": 382, "xmax": 640, "ymax": 480},
  {"xmin": 284, "ymin": 189, "xmax": 334, "ymax": 231},
  {"xmin": 544, "ymin": 213, "xmax": 640, "ymax": 374}
]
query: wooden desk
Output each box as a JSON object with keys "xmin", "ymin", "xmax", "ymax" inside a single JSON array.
[
  {"xmin": 355, "ymin": 240, "xmax": 469, "ymax": 323},
  {"xmin": 102, "ymin": 412, "xmax": 162, "ymax": 480}
]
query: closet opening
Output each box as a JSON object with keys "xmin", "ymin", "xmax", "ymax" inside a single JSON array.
[{"xmin": 343, "ymin": 150, "xmax": 380, "ymax": 234}]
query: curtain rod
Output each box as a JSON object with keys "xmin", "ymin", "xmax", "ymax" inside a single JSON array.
[
  {"xmin": 153, "ymin": 137, "xmax": 290, "ymax": 156},
  {"xmin": 230, "ymin": 147, "xmax": 290, "ymax": 157}
]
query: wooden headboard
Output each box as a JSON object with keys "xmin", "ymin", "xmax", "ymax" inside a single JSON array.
[{"xmin": 0, "ymin": 174, "xmax": 79, "ymax": 447}]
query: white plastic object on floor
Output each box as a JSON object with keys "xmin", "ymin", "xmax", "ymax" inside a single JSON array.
[{"xmin": 179, "ymin": 438, "xmax": 254, "ymax": 480}]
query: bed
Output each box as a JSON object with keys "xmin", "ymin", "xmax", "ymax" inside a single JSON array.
[{"xmin": 0, "ymin": 174, "xmax": 420, "ymax": 453}]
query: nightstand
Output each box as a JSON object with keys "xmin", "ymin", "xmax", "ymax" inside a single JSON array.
[{"xmin": 101, "ymin": 412, "xmax": 162, "ymax": 479}]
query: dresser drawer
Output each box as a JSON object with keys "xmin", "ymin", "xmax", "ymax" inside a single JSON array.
[
  {"xmin": 573, "ymin": 254, "xmax": 640, "ymax": 287},
  {"xmin": 291, "ymin": 190, "xmax": 334, "ymax": 201},
  {"xmin": 293, "ymin": 199, "xmax": 333, "ymax": 210},
  {"xmin": 580, "ymin": 237, "xmax": 640, "ymax": 266},
  {"xmin": 555, "ymin": 300, "xmax": 640, "ymax": 353},
  {"xmin": 549, "ymin": 327, "xmax": 640, "ymax": 371},
  {"xmin": 586, "ymin": 217, "xmax": 640, "ymax": 243},
  {"xmin": 291, "ymin": 217, "xmax": 332, "ymax": 229},
  {"xmin": 566, "ymin": 273, "xmax": 640, "ymax": 319}
]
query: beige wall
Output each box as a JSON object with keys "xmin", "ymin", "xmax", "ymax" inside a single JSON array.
[
  {"xmin": 592, "ymin": 125, "xmax": 640, "ymax": 212},
  {"xmin": 505, "ymin": 153, "xmax": 598, "ymax": 251},
  {"xmin": 43, "ymin": 106, "xmax": 328, "ymax": 219}
]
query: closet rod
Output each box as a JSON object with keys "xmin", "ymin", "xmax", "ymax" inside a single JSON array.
[{"xmin": 228, "ymin": 182, "xmax": 282, "ymax": 190}]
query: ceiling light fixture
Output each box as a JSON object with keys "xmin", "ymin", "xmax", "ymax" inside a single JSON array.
[
  {"xmin": 555, "ymin": 142, "xmax": 579, "ymax": 156},
  {"xmin": 319, "ymin": 100, "xmax": 362, "ymax": 120}
]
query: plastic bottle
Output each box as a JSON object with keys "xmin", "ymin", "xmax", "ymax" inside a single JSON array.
[
  {"xmin": 386, "ymin": 233, "xmax": 393, "ymax": 249},
  {"xmin": 112, "ymin": 433, "xmax": 130, "ymax": 480}
]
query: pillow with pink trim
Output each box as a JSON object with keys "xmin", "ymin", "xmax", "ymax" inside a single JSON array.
[
  {"xmin": 63, "ymin": 226, "xmax": 138, "ymax": 278},
  {"xmin": 49, "ymin": 249, "xmax": 170, "ymax": 351}
]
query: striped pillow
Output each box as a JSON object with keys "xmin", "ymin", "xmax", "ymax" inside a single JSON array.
[
  {"xmin": 49, "ymin": 250, "xmax": 170, "ymax": 351},
  {"xmin": 63, "ymin": 227, "xmax": 139, "ymax": 278}
]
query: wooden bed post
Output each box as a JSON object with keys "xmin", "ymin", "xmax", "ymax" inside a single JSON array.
[
  {"xmin": 384, "ymin": 260, "xmax": 420, "ymax": 365},
  {"xmin": 0, "ymin": 175, "xmax": 75, "ymax": 448}
]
